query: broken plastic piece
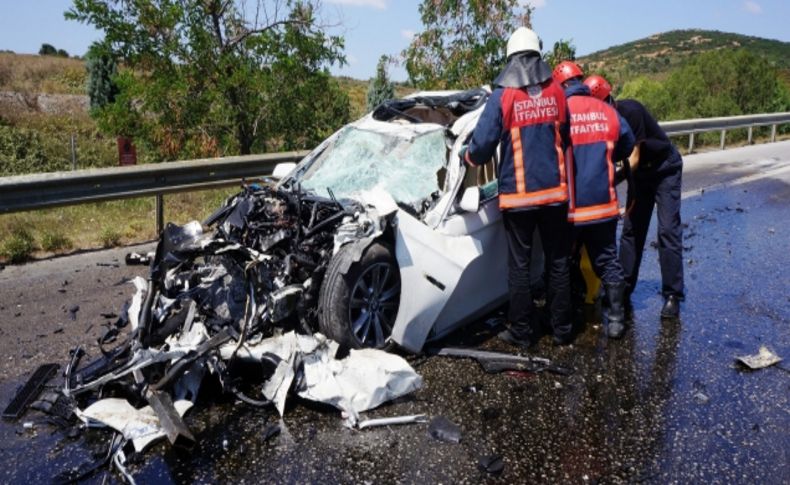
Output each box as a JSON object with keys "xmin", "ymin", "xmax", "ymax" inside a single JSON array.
[
  {"xmin": 262, "ymin": 423, "xmax": 281, "ymax": 442},
  {"xmin": 146, "ymin": 390, "xmax": 196, "ymax": 449},
  {"xmin": 125, "ymin": 251, "xmax": 153, "ymax": 266},
  {"xmin": 478, "ymin": 454, "xmax": 505, "ymax": 475},
  {"xmin": 3, "ymin": 363, "xmax": 59, "ymax": 419},
  {"xmin": 428, "ymin": 416, "xmax": 461, "ymax": 443},
  {"xmin": 434, "ymin": 347, "xmax": 573, "ymax": 376},
  {"xmin": 77, "ymin": 398, "xmax": 194, "ymax": 453},
  {"xmin": 268, "ymin": 285, "xmax": 304, "ymax": 323},
  {"xmin": 736, "ymin": 346, "xmax": 782, "ymax": 369},
  {"xmin": 357, "ymin": 414, "xmax": 428, "ymax": 429}
]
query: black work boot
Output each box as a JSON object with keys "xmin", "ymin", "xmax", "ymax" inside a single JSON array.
[
  {"xmin": 624, "ymin": 293, "xmax": 634, "ymax": 321},
  {"xmin": 605, "ymin": 282, "xmax": 627, "ymax": 339},
  {"xmin": 498, "ymin": 324, "xmax": 537, "ymax": 350},
  {"xmin": 661, "ymin": 295, "xmax": 680, "ymax": 319}
]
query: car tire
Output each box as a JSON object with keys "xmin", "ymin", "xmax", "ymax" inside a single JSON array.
[{"xmin": 318, "ymin": 242, "xmax": 400, "ymax": 350}]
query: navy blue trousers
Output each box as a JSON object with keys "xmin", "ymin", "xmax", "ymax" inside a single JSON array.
[
  {"xmin": 573, "ymin": 219, "xmax": 624, "ymax": 285},
  {"xmin": 503, "ymin": 205, "xmax": 572, "ymax": 338},
  {"xmin": 619, "ymin": 152, "xmax": 684, "ymax": 299}
]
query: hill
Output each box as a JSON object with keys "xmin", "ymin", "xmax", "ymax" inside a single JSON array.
[
  {"xmin": 0, "ymin": 53, "xmax": 410, "ymax": 120},
  {"xmin": 579, "ymin": 29, "xmax": 790, "ymax": 81}
]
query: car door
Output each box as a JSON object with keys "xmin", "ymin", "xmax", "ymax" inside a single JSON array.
[{"xmin": 428, "ymin": 160, "xmax": 509, "ymax": 338}]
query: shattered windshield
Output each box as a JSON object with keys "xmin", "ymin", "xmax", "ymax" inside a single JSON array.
[{"xmin": 298, "ymin": 126, "xmax": 447, "ymax": 204}]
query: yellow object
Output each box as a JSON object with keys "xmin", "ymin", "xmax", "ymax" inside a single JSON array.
[{"xmin": 580, "ymin": 245, "xmax": 601, "ymax": 304}]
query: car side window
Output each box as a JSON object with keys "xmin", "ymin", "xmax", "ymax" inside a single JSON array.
[{"xmin": 461, "ymin": 154, "xmax": 499, "ymax": 202}]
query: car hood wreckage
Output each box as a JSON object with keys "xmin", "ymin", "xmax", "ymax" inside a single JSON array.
[{"xmin": 23, "ymin": 88, "xmax": 548, "ymax": 481}]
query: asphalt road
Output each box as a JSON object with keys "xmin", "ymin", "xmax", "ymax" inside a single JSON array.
[{"xmin": 1, "ymin": 141, "xmax": 789, "ymax": 484}]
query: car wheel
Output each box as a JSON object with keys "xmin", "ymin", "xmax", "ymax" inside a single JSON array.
[{"xmin": 318, "ymin": 242, "xmax": 400, "ymax": 349}]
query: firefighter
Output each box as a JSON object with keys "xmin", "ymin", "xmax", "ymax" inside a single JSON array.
[
  {"xmin": 461, "ymin": 27, "xmax": 573, "ymax": 347},
  {"xmin": 552, "ymin": 62, "xmax": 635, "ymax": 339},
  {"xmin": 584, "ymin": 74, "xmax": 685, "ymax": 319}
]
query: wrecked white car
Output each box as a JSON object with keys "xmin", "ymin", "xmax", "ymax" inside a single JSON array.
[{"xmin": 267, "ymin": 88, "xmax": 509, "ymax": 352}]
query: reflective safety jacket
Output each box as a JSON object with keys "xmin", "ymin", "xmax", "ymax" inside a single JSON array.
[
  {"xmin": 465, "ymin": 80, "xmax": 569, "ymax": 210},
  {"xmin": 564, "ymin": 83, "xmax": 635, "ymax": 225}
]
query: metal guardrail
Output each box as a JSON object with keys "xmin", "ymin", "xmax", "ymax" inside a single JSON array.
[
  {"xmin": 0, "ymin": 151, "xmax": 308, "ymax": 232},
  {"xmin": 1, "ymin": 112, "xmax": 789, "ymax": 231},
  {"xmin": 660, "ymin": 112, "xmax": 790, "ymax": 152}
]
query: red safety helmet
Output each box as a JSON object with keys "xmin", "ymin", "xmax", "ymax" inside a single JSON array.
[
  {"xmin": 584, "ymin": 75, "xmax": 612, "ymax": 101},
  {"xmin": 552, "ymin": 61, "xmax": 584, "ymax": 84}
]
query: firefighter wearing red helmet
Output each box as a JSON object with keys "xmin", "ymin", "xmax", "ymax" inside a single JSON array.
[
  {"xmin": 553, "ymin": 61, "xmax": 635, "ymax": 339},
  {"xmin": 583, "ymin": 75, "xmax": 612, "ymax": 103},
  {"xmin": 462, "ymin": 27, "xmax": 574, "ymax": 348},
  {"xmin": 584, "ymin": 74, "xmax": 685, "ymax": 320}
]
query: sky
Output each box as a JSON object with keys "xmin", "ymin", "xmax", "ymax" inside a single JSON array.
[{"xmin": 0, "ymin": 0, "xmax": 787, "ymax": 82}]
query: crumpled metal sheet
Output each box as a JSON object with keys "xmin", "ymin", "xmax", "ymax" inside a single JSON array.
[
  {"xmin": 128, "ymin": 277, "xmax": 147, "ymax": 331},
  {"xmin": 219, "ymin": 331, "xmax": 422, "ymax": 424},
  {"xmin": 77, "ymin": 398, "xmax": 193, "ymax": 453},
  {"xmin": 297, "ymin": 339, "xmax": 423, "ymax": 425}
]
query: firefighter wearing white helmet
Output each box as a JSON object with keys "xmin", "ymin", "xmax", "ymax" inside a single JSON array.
[
  {"xmin": 506, "ymin": 26, "xmax": 543, "ymax": 58},
  {"xmin": 460, "ymin": 27, "xmax": 574, "ymax": 347}
]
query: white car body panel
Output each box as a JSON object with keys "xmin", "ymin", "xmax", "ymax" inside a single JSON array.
[
  {"xmin": 285, "ymin": 87, "xmax": 511, "ymax": 352},
  {"xmin": 389, "ymin": 210, "xmax": 483, "ymax": 352}
]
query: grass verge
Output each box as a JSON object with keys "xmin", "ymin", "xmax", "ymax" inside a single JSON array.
[{"xmin": 0, "ymin": 186, "xmax": 238, "ymax": 264}]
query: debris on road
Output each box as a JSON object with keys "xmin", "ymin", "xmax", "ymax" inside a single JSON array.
[
  {"xmin": 428, "ymin": 416, "xmax": 461, "ymax": 443},
  {"xmin": 67, "ymin": 305, "xmax": 79, "ymax": 321},
  {"xmin": 77, "ymin": 397, "xmax": 194, "ymax": 452},
  {"xmin": 125, "ymin": 251, "xmax": 153, "ymax": 266},
  {"xmin": 40, "ymin": 183, "xmax": 422, "ymax": 482},
  {"xmin": 693, "ymin": 392, "xmax": 710, "ymax": 404},
  {"xmin": 262, "ymin": 423, "xmax": 281, "ymax": 442},
  {"xmin": 478, "ymin": 454, "xmax": 505, "ymax": 475},
  {"xmin": 357, "ymin": 414, "xmax": 428, "ymax": 429},
  {"xmin": 434, "ymin": 347, "xmax": 573, "ymax": 376},
  {"xmin": 2, "ymin": 363, "xmax": 59, "ymax": 419},
  {"xmin": 736, "ymin": 346, "xmax": 782, "ymax": 369}
]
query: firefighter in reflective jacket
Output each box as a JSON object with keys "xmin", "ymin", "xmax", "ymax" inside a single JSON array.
[
  {"xmin": 585, "ymin": 74, "xmax": 685, "ymax": 320},
  {"xmin": 462, "ymin": 27, "xmax": 573, "ymax": 347},
  {"xmin": 552, "ymin": 61, "xmax": 635, "ymax": 339}
]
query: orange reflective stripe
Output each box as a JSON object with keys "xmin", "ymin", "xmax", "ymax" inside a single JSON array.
[
  {"xmin": 510, "ymin": 127, "xmax": 526, "ymax": 194},
  {"xmin": 568, "ymin": 200, "xmax": 620, "ymax": 223},
  {"xmin": 555, "ymin": 121, "xmax": 566, "ymax": 181},
  {"xmin": 606, "ymin": 140, "xmax": 616, "ymax": 201},
  {"xmin": 565, "ymin": 147, "xmax": 576, "ymax": 212},
  {"xmin": 499, "ymin": 187, "xmax": 569, "ymax": 209}
]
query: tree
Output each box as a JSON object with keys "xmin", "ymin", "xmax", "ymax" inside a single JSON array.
[
  {"xmin": 403, "ymin": 0, "xmax": 533, "ymax": 90},
  {"xmin": 85, "ymin": 42, "xmax": 119, "ymax": 111},
  {"xmin": 38, "ymin": 43, "xmax": 57, "ymax": 56},
  {"xmin": 664, "ymin": 49, "xmax": 790, "ymax": 120},
  {"xmin": 56, "ymin": 49, "xmax": 70, "ymax": 58},
  {"xmin": 66, "ymin": 0, "xmax": 349, "ymax": 159},
  {"xmin": 367, "ymin": 55, "xmax": 395, "ymax": 111},
  {"xmin": 618, "ymin": 77, "xmax": 671, "ymax": 120},
  {"xmin": 543, "ymin": 39, "xmax": 576, "ymax": 68}
]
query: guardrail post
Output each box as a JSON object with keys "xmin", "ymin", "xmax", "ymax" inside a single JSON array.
[
  {"xmin": 720, "ymin": 129, "xmax": 726, "ymax": 150},
  {"xmin": 70, "ymin": 135, "xmax": 77, "ymax": 171},
  {"xmin": 747, "ymin": 126, "xmax": 753, "ymax": 144},
  {"xmin": 688, "ymin": 133, "xmax": 695, "ymax": 154},
  {"xmin": 156, "ymin": 194, "xmax": 164, "ymax": 235},
  {"xmin": 771, "ymin": 124, "xmax": 777, "ymax": 143}
]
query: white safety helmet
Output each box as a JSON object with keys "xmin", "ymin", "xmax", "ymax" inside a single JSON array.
[{"xmin": 506, "ymin": 27, "xmax": 543, "ymax": 58}]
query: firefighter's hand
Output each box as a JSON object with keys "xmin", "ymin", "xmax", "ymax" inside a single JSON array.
[{"xmin": 459, "ymin": 145, "xmax": 469, "ymax": 165}]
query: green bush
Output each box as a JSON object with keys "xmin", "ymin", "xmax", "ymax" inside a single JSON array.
[
  {"xmin": 99, "ymin": 227, "xmax": 122, "ymax": 248},
  {"xmin": 40, "ymin": 230, "xmax": 73, "ymax": 252},
  {"xmin": 1, "ymin": 226, "xmax": 35, "ymax": 263}
]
